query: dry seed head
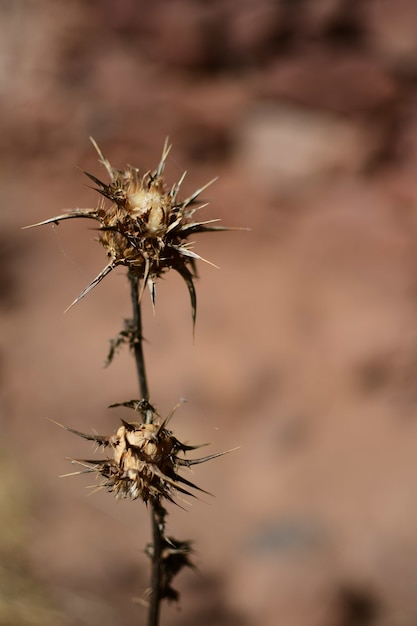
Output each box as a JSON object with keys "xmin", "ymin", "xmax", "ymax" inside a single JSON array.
[
  {"xmin": 25, "ymin": 138, "xmax": 233, "ymax": 327},
  {"xmin": 62, "ymin": 417, "xmax": 231, "ymax": 505}
]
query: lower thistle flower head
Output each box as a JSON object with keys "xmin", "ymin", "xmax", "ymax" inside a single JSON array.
[
  {"xmin": 25, "ymin": 138, "xmax": 233, "ymax": 327},
  {"xmin": 61, "ymin": 414, "xmax": 231, "ymax": 505}
]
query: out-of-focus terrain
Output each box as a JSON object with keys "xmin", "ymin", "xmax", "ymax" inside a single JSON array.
[{"xmin": 3, "ymin": 2, "xmax": 417, "ymax": 625}]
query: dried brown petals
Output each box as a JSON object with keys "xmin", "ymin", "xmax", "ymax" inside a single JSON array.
[{"xmin": 24, "ymin": 138, "xmax": 234, "ymax": 327}]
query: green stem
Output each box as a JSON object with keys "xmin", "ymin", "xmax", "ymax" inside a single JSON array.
[{"xmin": 128, "ymin": 273, "xmax": 164, "ymax": 626}]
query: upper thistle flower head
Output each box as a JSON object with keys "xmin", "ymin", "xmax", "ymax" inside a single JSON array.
[{"xmin": 25, "ymin": 138, "xmax": 232, "ymax": 326}]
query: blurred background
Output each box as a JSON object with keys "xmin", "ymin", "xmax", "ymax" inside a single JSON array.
[{"xmin": 3, "ymin": 1, "xmax": 417, "ymax": 624}]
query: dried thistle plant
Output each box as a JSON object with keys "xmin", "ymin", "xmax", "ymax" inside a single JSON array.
[
  {"xmin": 58, "ymin": 402, "xmax": 232, "ymax": 506},
  {"xmin": 26, "ymin": 140, "xmax": 238, "ymax": 626},
  {"xmin": 25, "ymin": 138, "xmax": 231, "ymax": 327}
]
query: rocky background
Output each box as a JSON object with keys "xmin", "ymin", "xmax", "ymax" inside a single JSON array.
[{"xmin": 3, "ymin": 1, "xmax": 417, "ymax": 625}]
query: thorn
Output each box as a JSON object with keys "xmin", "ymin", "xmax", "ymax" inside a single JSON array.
[
  {"xmin": 50, "ymin": 419, "xmax": 110, "ymax": 446},
  {"xmin": 165, "ymin": 216, "xmax": 182, "ymax": 234},
  {"xmin": 71, "ymin": 458, "xmax": 111, "ymax": 470},
  {"xmin": 175, "ymin": 440, "xmax": 210, "ymax": 452},
  {"xmin": 175, "ymin": 264, "xmax": 197, "ymax": 333},
  {"xmin": 139, "ymin": 258, "xmax": 151, "ymax": 303},
  {"xmin": 182, "ymin": 177, "xmax": 218, "ymax": 208},
  {"xmin": 120, "ymin": 418, "xmax": 136, "ymax": 432},
  {"xmin": 148, "ymin": 279, "xmax": 156, "ymax": 316},
  {"xmin": 173, "ymin": 245, "xmax": 219, "ymax": 269},
  {"xmin": 170, "ymin": 171, "xmax": 187, "ymax": 198},
  {"xmin": 156, "ymin": 401, "xmax": 183, "ymax": 434},
  {"xmin": 156, "ymin": 138, "xmax": 172, "ymax": 177},
  {"xmin": 64, "ymin": 261, "xmax": 116, "ymax": 312},
  {"xmin": 182, "ymin": 202, "xmax": 209, "ymax": 218},
  {"xmin": 83, "ymin": 170, "xmax": 107, "ymax": 189},
  {"xmin": 175, "ymin": 474, "xmax": 213, "ymax": 497},
  {"xmin": 178, "ymin": 447, "xmax": 240, "ymax": 467},
  {"xmin": 89, "ymin": 136, "xmax": 115, "ymax": 181},
  {"xmin": 22, "ymin": 210, "xmax": 98, "ymax": 229},
  {"xmin": 152, "ymin": 466, "xmax": 197, "ymax": 500},
  {"xmin": 59, "ymin": 468, "xmax": 94, "ymax": 478}
]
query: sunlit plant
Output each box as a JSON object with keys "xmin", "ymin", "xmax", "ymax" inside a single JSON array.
[{"xmin": 25, "ymin": 139, "xmax": 239, "ymax": 626}]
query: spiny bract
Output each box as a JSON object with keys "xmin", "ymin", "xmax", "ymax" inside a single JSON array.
[
  {"xmin": 60, "ymin": 413, "xmax": 229, "ymax": 506},
  {"xmin": 25, "ymin": 138, "xmax": 231, "ymax": 327}
]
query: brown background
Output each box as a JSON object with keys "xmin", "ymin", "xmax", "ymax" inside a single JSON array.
[{"xmin": 2, "ymin": 1, "xmax": 417, "ymax": 625}]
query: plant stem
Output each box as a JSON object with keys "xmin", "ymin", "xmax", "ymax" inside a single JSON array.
[
  {"xmin": 128, "ymin": 272, "xmax": 164, "ymax": 626},
  {"xmin": 129, "ymin": 273, "xmax": 149, "ymax": 401},
  {"xmin": 149, "ymin": 502, "xmax": 166, "ymax": 626}
]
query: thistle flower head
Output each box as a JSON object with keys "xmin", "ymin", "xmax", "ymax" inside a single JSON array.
[
  {"xmin": 59, "ymin": 411, "xmax": 232, "ymax": 506},
  {"xmin": 25, "ymin": 138, "xmax": 232, "ymax": 326}
]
